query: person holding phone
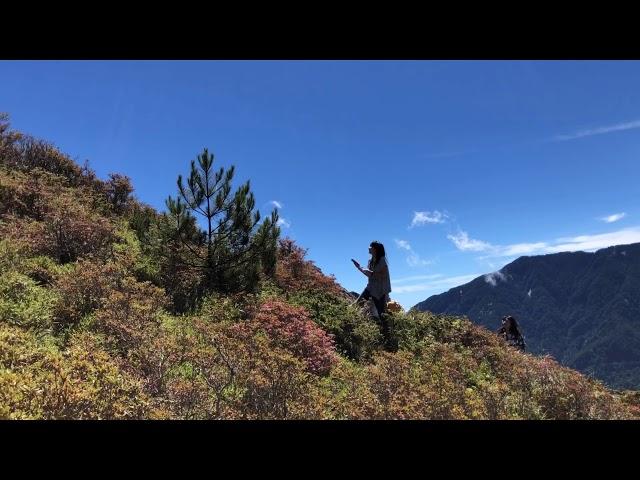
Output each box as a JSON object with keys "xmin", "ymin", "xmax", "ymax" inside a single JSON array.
[{"xmin": 352, "ymin": 241, "xmax": 392, "ymax": 320}]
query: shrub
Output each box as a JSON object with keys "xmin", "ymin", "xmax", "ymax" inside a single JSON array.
[
  {"xmin": 239, "ymin": 300, "xmax": 338, "ymax": 375},
  {"xmin": 288, "ymin": 289, "xmax": 383, "ymax": 362},
  {"xmin": 110, "ymin": 221, "xmax": 161, "ymax": 284},
  {"xmin": 0, "ymin": 239, "xmax": 26, "ymax": 275},
  {"xmin": 158, "ymin": 317, "xmax": 320, "ymax": 419},
  {"xmin": 0, "ymin": 270, "xmax": 58, "ymax": 332},
  {"xmin": 103, "ymin": 173, "xmax": 133, "ymax": 215},
  {"xmin": 275, "ymin": 238, "xmax": 347, "ymax": 297},
  {"xmin": 0, "ymin": 168, "xmax": 114, "ymax": 263},
  {"xmin": 21, "ymin": 254, "xmax": 74, "ymax": 286},
  {"xmin": 0, "ymin": 325, "xmax": 153, "ymax": 419},
  {"xmin": 91, "ymin": 277, "xmax": 168, "ymax": 355},
  {"xmin": 52, "ymin": 258, "xmax": 125, "ymax": 329},
  {"xmin": 0, "ymin": 126, "xmax": 98, "ymax": 189},
  {"xmin": 39, "ymin": 194, "xmax": 114, "ymax": 263}
]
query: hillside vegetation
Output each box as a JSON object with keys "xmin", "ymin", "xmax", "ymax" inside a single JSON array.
[{"xmin": 1, "ymin": 114, "xmax": 638, "ymax": 419}]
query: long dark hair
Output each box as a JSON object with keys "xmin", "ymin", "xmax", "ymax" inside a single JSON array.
[
  {"xmin": 503, "ymin": 316, "xmax": 522, "ymax": 337},
  {"xmin": 368, "ymin": 241, "xmax": 386, "ymax": 269}
]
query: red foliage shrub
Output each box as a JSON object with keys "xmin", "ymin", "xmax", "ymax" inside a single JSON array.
[
  {"xmin": 275, "ymin": 238, "xmax": 347, "ymax": 297},
  {"xmin": 0, "ymin": 168, "xmax": 114, "ymax": 263},
  {"xmin": 40, "ymin": 196, "xmax": 114, "ymax": 263},
  {"xmin": 53, "ymin": 259, "xmax": 125, "ymax": 328},
  {"xmin": 103, "ymin": 173, "xmax": 134, "ymax": 215},
  {"xmin": 239, "ymin": 300, "xmax": 338, "ymax": 375},
  {"xmin": 0, "ymin": 118, "xmax": 99, "ymax": 189}
]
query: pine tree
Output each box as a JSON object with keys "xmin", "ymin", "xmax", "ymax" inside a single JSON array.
[{"xmin": 165, "ymin": 148, "xmax": 279, "ymax": 293}]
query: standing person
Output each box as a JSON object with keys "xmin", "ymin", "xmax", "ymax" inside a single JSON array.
[
  {"xmin": 497, "ymin": 315, "xmax": 526, "ymax": 352},
  {"xmin": 352, "ymin": 241, "xmax": 392, "ymax": 342}
]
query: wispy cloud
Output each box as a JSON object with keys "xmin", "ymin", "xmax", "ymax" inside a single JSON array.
[
  {"xmin": 546, "ymin": 227, "xmax": 640, "ymax": 253},
  {"xmin": 277, "ymin": 218, "xmax": 291, "ymax": 228},
  {"xmin": 392, "ymin": 274, "xmax": 480, "ymax": 294},
  {"xmin": 555, "ymin": 119, "xmax": 640, "ymax": 141},
  {"xmin": 447, "ymin": 230, "xmax": 492, "ymax": 252},
  {"xmin": 599, "ymin": 212, "xmax": 627, "ymax": 223},
  {"xmin": 395, "ymin": 239, "xmax": 412, "ymax": 251},
  {"xmin": 389, "ymin": 225, "xmax": 640, "ymax": 302},
  {"xmin": 407, "ymin": 254, "xmax": 432, "ymax": 268},
  {"xmin": 499, "ymin": 242, "xmax": 549, "ymax": 256},
  {"xmin": 449, "ymin": 227, "xmax": 640, "ymax": 258},
  {"xmin": 270, "ymin": 200, "xmax": 283, "ymax": 209},
  {"xmin": 394, "ymin": 239, "xmax": 431, "ymax": 267},
  {"xmin": 449, "ymin": 231, "xmax": 549, "ymax": 258},
  {"xmin": 410, "ymin": 210, "xmax": 448, "ymax": 228},
  {"xmin": 484, "ymin": 270, "xmax": 507, "ymax": 287}
]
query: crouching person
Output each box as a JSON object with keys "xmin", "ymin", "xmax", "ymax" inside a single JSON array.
[{"xmin": 497, "ymin": 315, "xmax": 526, "ymax": 352}]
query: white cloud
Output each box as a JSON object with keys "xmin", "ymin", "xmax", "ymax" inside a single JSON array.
[
  {"xmin": 545, "ymin": 227, "xmax": 640, "ymax": 253},
  {"xmin": 410, "ymin": 210, "xmax": 448, "ymax": 228},
  {"xmin": 270, "ymin": 200, "xmax": 283, "ymax": 209},
  {"xmin": 555, "ymin": 119, "xmax": 640, "ymax": 141},
  {"xmin": 452, "ymin": 226, "xmax": 640, "ymax": 259},
  {"xmin": 276, "ymin": 218, "xmax": 291, "ymax": 228},
  {"xmin": 500, "ymin": 242, "xmax": 549, "ymax": 256},
  {"xmin": 407, "ymin": 254, "xmax": 431, "ymax": 267},
  {"xmin": 395, "ymin": 239, "xmax": 412, "ymax": 251},
  {"xmin": 394, "ymin": 238, "xmax": 431, "ymax": 267},
  {"xmin": 484, "ymin": 270, "xmax": 507, "ymax": 287},
  {"xmin": 392, "ymin": 274, "xmax": 480, "ymax": 294},
  {"xmin": 450, "ymin": 231, "xmax": 551, "ymax": 258},
  {"xmin": 600, "ymin": 212, "xmax": 627, "ymax": 223},
  {"xmin": 447, "ymin": 230, "xmax": 492, "ymax": 252},
  {"xmin": 386, "ymin": 224, "xmax": 640, "ymax": 304}
]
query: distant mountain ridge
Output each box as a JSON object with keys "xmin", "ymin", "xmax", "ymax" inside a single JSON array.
[{"xmin": 413, "ymin": 243, "xmax": 640, "ymax": 389}]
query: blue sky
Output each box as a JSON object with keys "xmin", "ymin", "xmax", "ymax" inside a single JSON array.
[{"xmin": 2, "ymin": 60, "xmax": 640, "ymax": 309}]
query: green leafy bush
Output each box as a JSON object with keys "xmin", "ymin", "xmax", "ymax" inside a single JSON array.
[
  {"xmin": 288, "ymin": 289, "xmax": 382, "ymax": 362},
  {"xmin": 0, "ymin": 270, "xmax": 58, "ymax": 331},
  {"xmin": 0, "ymin": 325, "xmax": 155, "ymax": 419}
]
